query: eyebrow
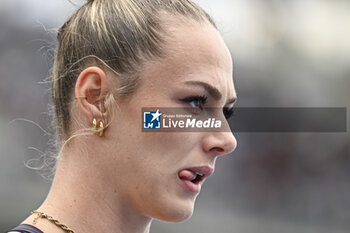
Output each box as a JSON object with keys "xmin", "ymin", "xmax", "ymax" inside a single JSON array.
[{"xmin": 184, "ymin": 80, "xmax": 237, "ymax": 105}]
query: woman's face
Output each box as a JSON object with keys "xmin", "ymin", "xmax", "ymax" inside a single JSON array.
[{"xmin": 102, "ymin": 21, "xmax": 237, "ymax": 222}]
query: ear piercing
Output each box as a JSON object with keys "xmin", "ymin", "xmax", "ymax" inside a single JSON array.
[
  {"xmin": 92, "ymin": 118, "xmax": 104, "ymax": 137},
  {"xmin": 76, "ymin": 97, "xmax": 104, "ymax": 136}
]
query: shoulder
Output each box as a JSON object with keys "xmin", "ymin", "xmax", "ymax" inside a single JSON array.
[{"xmin": 7, "ymin": 224, "xmax": 44, "ymax": 233}]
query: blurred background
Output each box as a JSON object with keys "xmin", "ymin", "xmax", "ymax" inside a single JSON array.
[{"xmin": 0, "ymin": 0, "xmax": 349, "ymax": 232}]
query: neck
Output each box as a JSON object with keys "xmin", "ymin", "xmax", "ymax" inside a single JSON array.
[{"xmin": 23, "ymin": 146, "xmax": 152, "ymax": 233}]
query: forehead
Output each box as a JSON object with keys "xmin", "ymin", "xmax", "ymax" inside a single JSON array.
[
  {"xmin": 141, "ymin": 20, "xmax": 236, "ymax": 102},
  {"xmin": 167, "ymin": 21, "xmax": 232, "ymax": 69}
]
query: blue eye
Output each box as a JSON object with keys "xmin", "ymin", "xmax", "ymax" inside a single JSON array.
[{"xmin": 180, "ymin": 95, "xmax": 208, "ymax": 110}]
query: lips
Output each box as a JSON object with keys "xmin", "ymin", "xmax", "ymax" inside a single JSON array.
[{"xmin": 178, "ymin": 166, "xmax": 214, "ymax": 194}]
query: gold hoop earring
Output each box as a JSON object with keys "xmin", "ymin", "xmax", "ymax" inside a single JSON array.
[{"xmin": 92, "ymin": 118, "xmax": 104, "ymax": 137}]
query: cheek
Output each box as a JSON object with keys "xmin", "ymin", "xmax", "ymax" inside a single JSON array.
[{"xmin": 143, "ymin": 132, "xmax": 199, "ymax": 165}]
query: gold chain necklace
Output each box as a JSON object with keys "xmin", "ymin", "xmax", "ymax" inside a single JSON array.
[{"xmin": 31, "ymin": 210, "xmax": 75, "ymax": 233}]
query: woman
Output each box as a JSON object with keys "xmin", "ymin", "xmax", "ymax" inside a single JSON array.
[{"xmin": 9, "ymin": 0, "xmax": 237, "ymax": 232}]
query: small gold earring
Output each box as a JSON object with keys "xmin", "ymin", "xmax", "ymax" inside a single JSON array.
[{"xmin": 92, "ymin": 118, "xmax": 104, "ymax": 137}]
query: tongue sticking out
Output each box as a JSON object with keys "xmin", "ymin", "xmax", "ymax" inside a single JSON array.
[{"xmin": 179, "ymin": 169, "xmax": 196, "ymax": 181}]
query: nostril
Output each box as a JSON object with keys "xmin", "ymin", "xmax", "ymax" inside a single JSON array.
[{"xmin": 211, "ymin": 147, "xmax": 224, "ymax": 153}]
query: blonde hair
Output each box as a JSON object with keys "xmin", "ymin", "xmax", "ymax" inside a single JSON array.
[{"xmin": 52, "ymin": 0, "xmax": 216, "ymax": 140}]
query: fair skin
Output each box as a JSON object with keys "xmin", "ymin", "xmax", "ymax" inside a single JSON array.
[{"xmin": 22, "ymin": 20, "xmax": 237, "ymax": 233}]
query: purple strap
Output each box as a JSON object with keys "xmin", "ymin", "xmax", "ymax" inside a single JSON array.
[{"xmin": 8, "ymin": 224, "xmax": 44, "ymax": 233}]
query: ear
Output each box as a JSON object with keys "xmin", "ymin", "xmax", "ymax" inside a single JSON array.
[{"xmin": 74, "ymin": 66, "xmax": 111, "ymax": 123}]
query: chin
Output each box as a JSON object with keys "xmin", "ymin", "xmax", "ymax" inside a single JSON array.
[{"xmin": 153, "ymin": 198, "xmax": 196, "ymax": 223}]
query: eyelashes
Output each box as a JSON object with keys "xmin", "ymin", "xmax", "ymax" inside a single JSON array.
[
  {"xmin": 223, "ymin": 107, "xmax": 234, "ymax": 120},
  {"xmin": 180, "ymin": 95, "xmax": 208, "ymax": 110},
  {"xmin": 180, "ymin": 95, "xmax": 234, "ymax": 119}
]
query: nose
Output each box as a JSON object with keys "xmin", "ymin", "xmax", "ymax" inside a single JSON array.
[{"xmin": 202, "ymin": 132, "xmax": 237, "ymax": 157}]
